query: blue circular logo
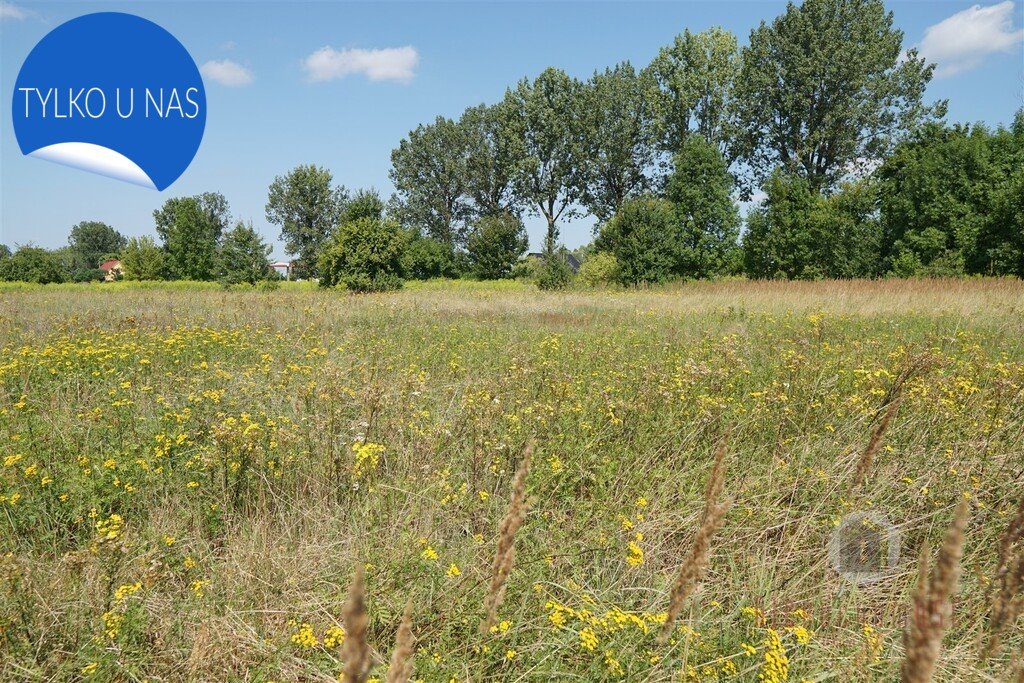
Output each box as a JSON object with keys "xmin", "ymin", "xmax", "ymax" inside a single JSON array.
[{"xmin": 12, "ymin": 12, "xmax": 206, "ymax": 190}]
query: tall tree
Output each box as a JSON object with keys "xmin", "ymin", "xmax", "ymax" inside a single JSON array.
[
  {"xmin": 665, "ymin": 135, "xmax": 741, "ymax": 278},
  {"xmin": 577, "ymin": 62, "xmax": 658, "ymax": 223},
  {"xmin": 504, "ymin": 68, "xmax": 585, "ymax": 254},
  {"xmin": 155, "ymin": 196, "xmax": 221, "ymax": 280},
  {"xmin": 734, "ymin": 0, "xmax": 943, "ymax": 192},
  {"xmin": 218, "ymin": 221, "xmax": 274, "ymax": 285},
  {"xmin": 389, "ymin": 116, "xmax": 473, "ymax": 246},
  {"xmin": 460, "ymin": 102, "xmax": 521, "ymax": 218},
  {"xmin": 265, "ymin": 165, "xmax": 347, "ymax": 278},
  {"xmin": 154, "ymin": 192, "xmax": 231, "ymax": 244},
  {"xmin": 342, "ymin": 189, "xmax": 386, "ymax": 224},
  {"xmin": 68, "ymin": 221, "xmax": 126, "ymax": 269},
  {"xmin": 645, "ymin": 27, "xmax": 741, "ymax": 159}
]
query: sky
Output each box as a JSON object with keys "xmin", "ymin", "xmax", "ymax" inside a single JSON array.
[{"xmin": 1, "ymin": 0, "xmax": 1022, "ymax": 257}]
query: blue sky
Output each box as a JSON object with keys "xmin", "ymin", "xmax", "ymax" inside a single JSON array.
[{"xmin": 2, "ymin": 0, "xmax": 1022, "ymax": 257}]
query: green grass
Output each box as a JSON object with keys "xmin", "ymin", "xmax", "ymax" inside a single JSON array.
[{"xmin": 1, "ymin": 278, "xmax": 1022, "ymax": 681}]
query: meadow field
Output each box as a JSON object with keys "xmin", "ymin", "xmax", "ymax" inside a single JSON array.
[{"xmin": 1, "ymin": 278, "xmax": 1023, "ymax": 682}]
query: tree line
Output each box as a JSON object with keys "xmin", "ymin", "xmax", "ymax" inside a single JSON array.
[
  {"xmin": 0, "ymin": 194, "xmax": 278, "ymax": 286},
  {"xmin": 4, "ymin": 0, "xmax": 1021, "ymax": 288}
]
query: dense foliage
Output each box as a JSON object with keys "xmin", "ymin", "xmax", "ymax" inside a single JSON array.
[
  {"xmin": 6, "ymin": 0, "xmax": 1022, "ymax": 287},
  {"xmin": 317, "ymin": 217, "xmax": 407, "ymax": 292}
]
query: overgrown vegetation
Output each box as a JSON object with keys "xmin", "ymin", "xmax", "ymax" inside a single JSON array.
[
  {"xmin": 7, "ymin": 0, "xmax": 1021, "ymax": 289},
  {"xmin": 2, "ymin": 280, "xmax": 1023, "ymax": 680}
]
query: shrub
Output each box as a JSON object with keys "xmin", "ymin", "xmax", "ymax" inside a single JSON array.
[
  {"xmin": 536, "ymin": 251, "xmax": 575, "ymax": 290},
  {"xmin": 319, "ymin": 217, "xmax": 407, "ymax": 292},
  {"xmin": 596, "ymin": 197, "xmax": 678, "ymax": 285},
  {"xmin": 402, "ymin": 234, "xmax": 466, "ymax": 280},
  {"xmin": 576, "ymin": 251, "xmax": 620, "ymax": 287},
  {"xmin": 3, "ymin": 246, "xmax": 68, "ymax": 284},
  {"xmin": 218, "ymin": 221, "xmax": 275, "ymax": 285},
  {"xmin": 466, "ymin": 213, "xmax": 529, "ymax": 280},
  {"xmin": 510, "ymin": 256, "xmax": 541, "ymax": 282},
  {"xmin": 120, "ymin": 236, "xmax": 167, "ymax": 281}
]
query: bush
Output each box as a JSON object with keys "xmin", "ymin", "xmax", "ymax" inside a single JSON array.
[
  {"xmin": 319, "ymin": 217, "xmax": 406, "ymax": 292},
  {"xmin": 3, "ymin": 246, "xmax": 68, "ymax": 284},
  {"xmin": 218, "ymin": 221, "xmax": 275, "ymax": 285},
  {"xmin": 510, "ymin": 256, "xmax": 541, "ymax": 281},
  {"xmin": 576, "ymin": 251, "xmax": 620, "ymax": 287},
  {"xmin": 536, "ymin": 251, "xmax": 575, "ymax": 290},
  {"xmin": 121, "ymin": 236, "xmax": 167, "ymax": 281},
  {"xmin": 402, "ymin": 234, "xmax": 466, "ymax": 280},
  {"xmin": 596, "ymin": 197, "xmax": 678, "ymax": 285},
  {"xmin": 466, "ymin": 213, "xmax": 529, "ymax": 279}
]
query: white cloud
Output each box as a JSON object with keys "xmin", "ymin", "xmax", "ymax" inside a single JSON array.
[
  {"xmin": 200, "ymin": 59, "xmax": 254, "ymax": 87},
  {"xmin": 917, "ymin": 1, "xmax": 1024, "ymax": 77},
  {"xmin": 0, "ymin": 2, "xmax": 31, "ymax": 19},
  {"xmin": 303, "ymin": 45, "xmax": 418, "ymax": 84}
]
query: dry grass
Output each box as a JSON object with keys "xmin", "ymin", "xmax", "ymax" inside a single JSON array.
[
  {"xmin": 386, "ymin": 600, "xmax": 415, "ymax": 683},
  {"xmin": 482, "ymin": 440, "xmax": 533, "ymax": 634},
  {"xmin": 659, "ymin": 434, "xmax": 731, "ymax": 643},
  {"xmin": 341, "ymin": 565, "xmax": 371, "ymax": 683},
  {"xmin": 983, "ymin": 494, "xmax": 1024, "ymax": 660},
  {"xmin": 902, "ymin": 499, "xmax": 970, "ymax": 683},
  {"xmin": 2, "ymin": 278, "xmax": 1023, "ymax": 681},
  {"xmin": 853, "ymin": 396, "xmax": 902, "ymax": 490}
]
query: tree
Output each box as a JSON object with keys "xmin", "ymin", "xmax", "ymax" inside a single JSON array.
[
  {"xmin": 466, "ymin": 212, "xmax": 529, "ymax": 279},
  {"xmin": 742, "ymin": 172, "xmax": 820, "ymax": 279},
  {"xmin": 219, "ymin": 221, "xmax": 274, "ymax": 285},
  {"xmin": 975, "ymin": 110, "xmax": 1024, "ymax": 277},
  {"xmin": 265, "ymin": 165, "xmax": 346, "ymax": 278},
  {"xmin": 460, "ymin": 102, "xmax": 521, "ymax": 218},
  {"xmin": 504, "ymin": 68, "xmax": 585, "ymax": 254},
  {"xmin": 577, "ymin": 62, "xmax": 658, "ymax": 223},
  {"xmin": 318, "ymin": 217, "xmax": 407, "ymax": 292},
  {"xmin": 120, "ymin": 236, "xmax": 166, "ymax": 280},
  {"xmin": 877, "ymin": 122, "xmax": 992, "ymax": 276},
  {"xmin": 389, "ymin": 116, "xmax": 473, "ymax": 246},
  {"xmin": 734, "ymin": 0, "xmax": 943, "ymax": 192},
  {"xmin": 595, "ymin": 197, "xmax": 679, "ymax": 285},
  {"xmin": 3, "ymin": 246, "xmax": 68, "ymax": 284},
  {"xmin": 154, "ymin": 192, "xmax": 231, "ymax": 244},
  {"xmin": 645, "ymin": 27, "xmax": 741, "ymax": 159},
  {"xmin": 402, "ymin": 233, "xmax": 466, "ymax": 280},
  {"xmin": 811, "ymin": 179, "xmax": 883, "ymax": 278},
  {"xmin": 68, "ymin": 221, "xmax": 126, "ymax": 269},
  {"xmin": 342, "ymin": 189, "xmax": 386, "ymax": 224},
  {"xmin": 665, "ymin": 135, "xmax": 741, "ymax": 277},
  {"xmin": 154, "ymin": 196, "xmax": 221, "ymax": 280},
  {"xmin": 743, "ymin": 171, "xmax": 882, "ymax": 279}
]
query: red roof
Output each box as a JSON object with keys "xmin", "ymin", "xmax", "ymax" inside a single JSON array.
[{"xmin": 99, "ymin": 259, "xmax": 121, "ymax": 272}]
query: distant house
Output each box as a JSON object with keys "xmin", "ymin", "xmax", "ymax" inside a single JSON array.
[
  {"xmin": 269, "ymin": 260, "xmax": 293, "ymax": 280},
  {"xmin": 98, "ymin": 259, "xmax": 122, "ymax": 282},
  {"xmin": 525, "ymin": 252, "xmax": 581, "ymax": 273}
]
